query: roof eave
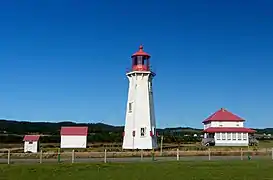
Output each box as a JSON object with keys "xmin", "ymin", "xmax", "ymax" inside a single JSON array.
[
  {"xmin": 202, "ymin": 119, "xmax": 245, "ymax": 123},
  {"xmin": 203, "ymin": 128, "xmax": 256, "ymax": 133}
]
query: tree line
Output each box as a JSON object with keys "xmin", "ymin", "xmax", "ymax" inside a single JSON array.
[{"xmin": 0, "ymin": 119, "xmax": 272, "ymax": 144}]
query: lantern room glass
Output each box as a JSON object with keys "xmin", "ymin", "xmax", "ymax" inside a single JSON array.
[{"xmin": 132, "ymin": 56, "xmax": 149, "ymax": 71}]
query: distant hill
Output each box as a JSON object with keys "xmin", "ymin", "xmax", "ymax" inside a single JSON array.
[
  {"xmin": 0, "ymin": 119, "xmax": 123, "ymax": 135},
  {"xmin": 0, "ymin": 119, "xmax": 272, "ymax": 135}
]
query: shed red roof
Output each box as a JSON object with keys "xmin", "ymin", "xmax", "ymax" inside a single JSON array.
[
  {"xmin": 202, "ymin": 108, "xmax": 244, "ymax": 123},
  {"xmin": 131, "ymin": 45, "xmax": 151, "ymax": 57},
  {"xmin": 203, "ymin": 127, "xmax": 255, "ymax": 133},
  {"xmin": 60, "ymin": 126, "xmax": 88, "ymax": 136},
  {"xmin": 23, "ymin": 135, "xmax": 40, "ymax": 142}
]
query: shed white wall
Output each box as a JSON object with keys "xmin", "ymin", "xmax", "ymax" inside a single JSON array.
[
  {"xmin": 60, "ymin": 135, "xmax": 87, "ymax": 148},
  {"xmin": 24, "ymin": 141, "xmax": 38, "ymax": 153},
  {"xmin": 122, "ymin": 71, "xmax": 157, "ymax": 150},
  {"xmin": 204, "ymin": 121, "xmax": 244, "ymax": 129}
]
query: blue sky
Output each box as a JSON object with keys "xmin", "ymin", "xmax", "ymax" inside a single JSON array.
[{"xmin": 0, "ymin": 0, "xmax": 272, "ymax": 128}]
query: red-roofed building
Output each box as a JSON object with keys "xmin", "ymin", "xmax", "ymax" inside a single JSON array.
[
  {"xmin": 202, "ymin": 108, "xmax": 257, "ymax": 146},
  {"xmin": 60, "ymin": 126, "xmax": 88, "ymax": 148},
  {"xmin": 23, "ymin": 135, "xmax": 40, "ymax": 153}
]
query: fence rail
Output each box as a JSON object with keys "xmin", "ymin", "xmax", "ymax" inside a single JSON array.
[{"xmin": 0, "ymin": 148, "xmax": 273, "ymax": 164}]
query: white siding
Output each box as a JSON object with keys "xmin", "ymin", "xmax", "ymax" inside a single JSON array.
[
  {"xmin": 204, "ymin": 121, "xmax": 244, "ymax": 129},
  {"xmin": 122, "ymin": 71, "xmax": 157, "ymax": 150},
  {"xmin": 24, "ymin": 141, "xmax": 38, "ymax": 153},
  {"xmin": 210, "ymin": 121, "xmax": 244, "ymax": 128},
  {"xmin": 60, "ymin": 135, "xmax": 87, "ymax": 148},
  {"xmin": 204, "ymin": 123, "xmax": 211, "ymax": 129}
]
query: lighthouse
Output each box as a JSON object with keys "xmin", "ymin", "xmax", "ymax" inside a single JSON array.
[{"xmin": 122, "ymin": 45, "xmax": 158, "ymax": 150}]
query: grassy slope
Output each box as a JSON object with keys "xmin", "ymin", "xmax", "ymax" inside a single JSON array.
[{"xmin": 1, "ymin": 160, "xmax": 273, "ymax": 180}]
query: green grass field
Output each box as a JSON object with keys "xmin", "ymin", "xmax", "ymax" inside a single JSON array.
[{"xmin": 1, "ymin": 160, "xmax": 273, "ymax": 180}]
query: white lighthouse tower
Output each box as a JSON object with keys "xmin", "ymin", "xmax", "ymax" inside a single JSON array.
[{"xmin": 122, "ymin": 45, "xmax": 158, "ymax": 150}]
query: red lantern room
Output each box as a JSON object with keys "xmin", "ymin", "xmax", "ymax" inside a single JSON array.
[{"xmin": 131, "ymin": 45, "xmax": 151, "ymax": 71}]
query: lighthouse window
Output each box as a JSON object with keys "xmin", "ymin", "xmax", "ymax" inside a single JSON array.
[
  {"xmin": 148, "ymin": 81, "xmax": 152, "ymax": 92},
  {"xmin": 137, "ymin": 56, "xmax": 143, "ymax": 65},
  {"xmin": 128, "ymin": 102, "xmax": 133, "ymax": 113},
  {"xmin": 140, "ymin": 128, "xmax": 146, "ymax": 137}
]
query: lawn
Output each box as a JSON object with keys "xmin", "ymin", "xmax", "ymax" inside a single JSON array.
[{"xmin": 1, "ymin": 160, "xmax": 273, "ymax": 180}]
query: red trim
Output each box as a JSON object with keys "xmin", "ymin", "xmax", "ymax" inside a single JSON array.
[
  {"xmin": 150, "ymin": 131, "xmax": 153, "ymax": 136},
  {"xmin": 203, "ymin": 127, "xmax": 256, "ymax": 133},
  {"xmin": 23, "ymin": 135, "xmax": 40, "ymax": 142},
  {"xmin": 132, "ymin": 65, "xmax": 149, "ymax": 71},
  {"xmin": 60, "ymin": 126, "xmax": 88, "ymax": 136},
  {"xmin": 203, "ymin": 108, "xmax": 244, "ymax": 123}
]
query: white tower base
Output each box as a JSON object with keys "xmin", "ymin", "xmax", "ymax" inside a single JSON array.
[{"xmin": 122, "ymin": 71, "xmax": 158, "ymax": 150}]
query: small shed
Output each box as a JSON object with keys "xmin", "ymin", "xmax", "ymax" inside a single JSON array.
[
  {"xmin": 60, "ymin": 126, "xmax": 88, "ymax": 148},
  {"xmin": 23, "ymin": 135, "xmax": 40, "ymax": 153}
]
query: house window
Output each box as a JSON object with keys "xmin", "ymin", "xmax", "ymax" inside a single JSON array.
[
  {"xmin": 219, "ymin": 122, "xmax": 223, "ymax": 127},
  {"xmin": 140, "ymin": 128, "xmax": 146, "ymax": 137},
  {"xmin": 222, "ymin": 133, "xmax": 226, "ymax": 140},
  {"xmin": 216, "ymin": 133, "xmax": 220, "ymax": 140},
  {"xmin": 29, "ymin": 142, "xmax": 33, "ymax": 144},
  {"xmin": 128, "ymin": 102, "xmax": 133, "ymax": 113},
  {"xmin": 227, "ymin": 133, "xmax": 231, "ymax": 140},
  {"xmin": 238, "ymin": 133, "xmax": 242, "ymax": 140},
  {"xmin": 243, "ymin": 133, "xmax": 247, "ymax": 140},
  {"xmin": 232, "ymin": 133, "xmax": 236, "ymax": 140}
]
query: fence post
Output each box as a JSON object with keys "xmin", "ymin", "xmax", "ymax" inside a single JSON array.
[
  {"xmin": 141, "ymin": 149, "xmax": 143, "ymax": 161},
  {"xmin": 57, "ymin": 148, "xmax": 61, "ymax": 163},
  {"xmin": 240, "ymin": 148, "xmax": 243, "ymax": 160},
  {"xmin": 176, "ymin": 148, "xmax": 179, "ymax": 161},
  {"xmin": 152, "ymin": 149, "xmax": 155, "ymax": 161},
  {"xmin": 271, "ymin": 148, "xmax": 273, "ymax": 160},
  {"xmin": 7, "ymin": 150, "xmax": 10, "ymax": 165},
  {"xmin": 104, "ymin": 149, "xmax": 107, "ymax": 163},
  {"xmin": 72, "ymin": 149, "xmax": 75, "ymax": 163},
  {"xmin": 247, "ymin": 146, "xmax": 251, "ymax": 160},
  {"xmin": 160, "ymin": 136, "xmax": 163, "ymax": 156},
  {"xmin": 40, "ymin": 150, "xmax": 43, "ymax": 164},
  {"xmin": 208, "ymin": 148, "xmax": 211, "ymax": 161}
]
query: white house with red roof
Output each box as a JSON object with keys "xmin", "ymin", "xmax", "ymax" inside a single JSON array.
[
  {"xmin": 202, "ymin": 108, "xmax": 256, "ymax": 146},
  {"xmin": 60, "ymin": 126, "xmax": 88, "ymax": 148},
  {"xmin": 23, "ymin": 135, "xmax": 40, "ymax": 153}
]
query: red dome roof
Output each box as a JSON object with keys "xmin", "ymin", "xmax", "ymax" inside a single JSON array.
[
  {"xmin": 131, "ymin": 45, "xmax": 150, "ymax": 57},
  {"xmin": 202, "ymin": 108, "xmax": 244, "ymax": 123}
]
